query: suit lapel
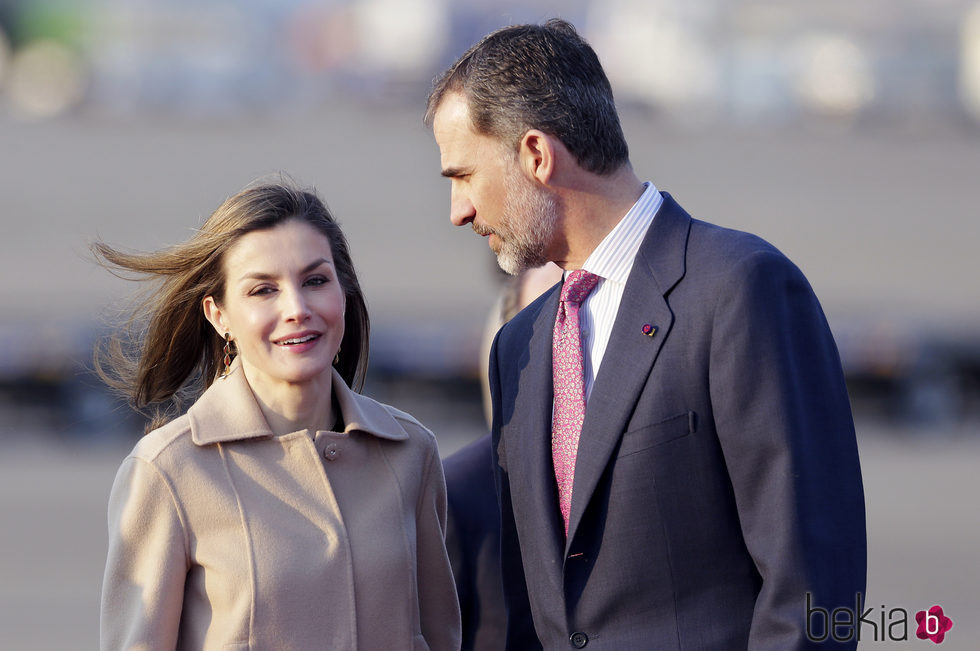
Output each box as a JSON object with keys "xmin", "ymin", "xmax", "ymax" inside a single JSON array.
[{"xmin": 565, "ymin": 194, "xmax": 692, "ymax": 548}]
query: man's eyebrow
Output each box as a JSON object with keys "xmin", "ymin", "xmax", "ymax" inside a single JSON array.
[{"xmin": 441, "ymin": 166, "xmax": 471, "ymax": 178}]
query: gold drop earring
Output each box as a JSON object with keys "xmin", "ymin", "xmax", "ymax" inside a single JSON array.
[{"xmin": 221, "ymin": 332, "xmax": 233, "ymax": 378}]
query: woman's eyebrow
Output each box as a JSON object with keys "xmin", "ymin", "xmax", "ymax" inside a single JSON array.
[{"xmin": 238, "ymin": 257, "xmax": 332, "ymax": 281}]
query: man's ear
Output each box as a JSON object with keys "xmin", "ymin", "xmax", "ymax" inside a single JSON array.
[
  {"xmin": 519, "ymin": 129, "xmax": 556, "ymax": 185},
  {"xmin": 202, "ymin": 296, "xmax": 227, "ymax": 336}
]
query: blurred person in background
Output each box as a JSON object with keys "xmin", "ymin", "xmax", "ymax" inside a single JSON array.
[
  {"xmin": 426, "ymin": 19, "xmax": 865, "ymax": 649},
  {"xmin": 444, "ymin": 261, "xmax": 562, "ymax": 651},
  {"xmin": 96, "ymin": 180, "xmax": 460, "ymax": 649}
]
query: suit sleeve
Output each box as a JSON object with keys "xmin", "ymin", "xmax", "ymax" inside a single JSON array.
[
  {"xmin": 415, "ymin": 438, "xmax": 462, "ymax": 651},
  {"xmin": 488, "ymin": 331, "xmax": 543, "ymax": 650},
  {"xmin": 101, "ymin": 456, "xmax": 189, "ymax": 650},
  {"xmin": 442, "ymin": 477, "xmax": 471, "ymax": 637},
  {"xmin": 708, "ymin": 249, "xmax": 866, "ymax": 649}
]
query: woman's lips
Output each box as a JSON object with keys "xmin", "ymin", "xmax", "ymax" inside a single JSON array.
[{"xmin": 274, "ymin": 333, "xmax": 321, "ymax": 352}]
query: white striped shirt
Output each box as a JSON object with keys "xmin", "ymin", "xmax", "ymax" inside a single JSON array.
[{"xmin": 572, "ymin": 182, "xmax": 662, "ymax": 402}]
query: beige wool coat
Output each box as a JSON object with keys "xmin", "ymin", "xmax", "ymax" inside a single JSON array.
[{"xmin": 100, "ymin": 361, "xmax": 461, "ymax": 650}]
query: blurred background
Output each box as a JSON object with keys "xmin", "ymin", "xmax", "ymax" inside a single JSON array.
[{"xmin": 1, "ymin": 0, "xmax": 979, "ymax": 647}]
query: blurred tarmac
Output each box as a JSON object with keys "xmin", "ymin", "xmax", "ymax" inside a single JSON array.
[{"xmin": 1, "ymin": 419, "xmax": 979, "ymax": 649}]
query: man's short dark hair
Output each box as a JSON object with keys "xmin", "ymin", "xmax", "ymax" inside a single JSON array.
[{"xmin": 425, "ymin": 19, "xmax": 629, "ymax": 175}]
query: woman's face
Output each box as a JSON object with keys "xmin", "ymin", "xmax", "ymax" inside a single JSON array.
[{"xmin": 204, "ymin": 219, "xmax": 345, "ymax": 392}]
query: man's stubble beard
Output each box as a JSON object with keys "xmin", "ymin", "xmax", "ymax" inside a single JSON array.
[{"xmin": 494, "ymin": 166, "xmax": 560, "ymax": 276}]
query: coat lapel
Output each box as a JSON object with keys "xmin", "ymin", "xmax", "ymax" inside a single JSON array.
[{"xmin": 565, "ymin": 194, "xmax": 692, "ymax": 548}]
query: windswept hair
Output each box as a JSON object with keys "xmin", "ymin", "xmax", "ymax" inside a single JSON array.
[
  {"xmin": 93, "ymin": 180, "xmax": 369, "ymax": 431},
  {"xmin": 425, "ymin": 18, "xmax": 629, "ymax": 175}
]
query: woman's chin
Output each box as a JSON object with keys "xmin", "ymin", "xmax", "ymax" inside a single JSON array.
[{"xmin": 243, "ymin": 359, "xmax": 334, "ymax": 390}]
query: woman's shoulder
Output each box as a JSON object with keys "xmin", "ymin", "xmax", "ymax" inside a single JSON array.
[
  {"xmin": 382, "ymin": 403, "xmax": 435, "ymax": 440},
  {"xmin": 125, "ymin": 413, "xmax": 196, "ymax": 466},
  {"xmin": 109, "ymin": 415, "xmax": 202, "ymax": 506},
  {"xmin": 382, "ymin": 403, "xmax": 439, "ymax": 454},
  {"xmin": 350, "ymin": 390, "xmax": 438, "ymax": 447}
]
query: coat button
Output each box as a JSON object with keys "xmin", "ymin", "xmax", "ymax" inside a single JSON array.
[
  {"xmin": 569, "ymin": 631, "xmax": 588, "ymax": 648},
  {"xmin": 324, "ymin": 443, "xmax": 339, "ymax": 461}
]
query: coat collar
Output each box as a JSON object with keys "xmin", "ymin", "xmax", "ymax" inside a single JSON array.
[{"xmin": 188, "ymin": 359, "xmax": 408, "ymax": 445}]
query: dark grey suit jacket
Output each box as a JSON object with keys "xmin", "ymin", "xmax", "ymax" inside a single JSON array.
[
  {"xmin": 444, "ymin": 434, "xmax": 507, "ymax": 650},
  {"xmin": 488, "ymin": 193, "xmax": 866, "ymax": 649}
]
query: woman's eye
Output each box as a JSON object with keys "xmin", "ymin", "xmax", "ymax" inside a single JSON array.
[
  {"xmin": 305, "ymin": 275, "xmax": 328, "ymax": 287},
  {"xmin": 249, "ymin": 286, "xmax": 275, "ymax": 296}
]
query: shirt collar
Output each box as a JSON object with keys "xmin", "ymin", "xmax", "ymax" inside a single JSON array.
[
  {"xmin": 188, "ymin": 358, "xmax": 408, "ymax": 445},
  {"xmin": 579, "ymin": 181, "xmax": 662, "ymax": 285}
]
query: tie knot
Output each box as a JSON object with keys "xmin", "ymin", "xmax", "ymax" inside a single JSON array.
[{"xmin": 560, "ymin": 269, "xmax": 600, "ymax": 306}]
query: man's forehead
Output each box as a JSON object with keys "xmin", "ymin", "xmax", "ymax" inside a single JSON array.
[
  {"xmin": 433, "ymin": 93, "xmax": 474, "ymax": 138},
  {"xmin": 433, "ymin": 95, "xmax": 508, "ymax": 169}
]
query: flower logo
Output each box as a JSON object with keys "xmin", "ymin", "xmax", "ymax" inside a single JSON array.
[{"xmin": 915, "ymin": 605, "xmax": 953, "ymax": 644}]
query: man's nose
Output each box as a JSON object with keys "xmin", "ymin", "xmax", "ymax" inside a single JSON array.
[{"xmin": 449, "ymin": 191, "xmax": 475, "ymax": 227}]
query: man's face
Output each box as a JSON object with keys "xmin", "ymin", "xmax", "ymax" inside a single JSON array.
[{"xmin": 432, "ymin": 93, "xmax": 558, "ymax": 275}]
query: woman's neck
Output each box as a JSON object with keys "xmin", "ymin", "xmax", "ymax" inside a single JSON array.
[{"xmin": 242, "ymin": 365, "xmax": 336, "ymax": 437}]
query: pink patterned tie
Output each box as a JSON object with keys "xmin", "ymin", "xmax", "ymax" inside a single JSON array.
[{"xmin": 552, "ymin": 269, "xmax": 600, "ymax": 535}]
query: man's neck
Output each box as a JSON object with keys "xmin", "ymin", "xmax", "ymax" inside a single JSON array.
[{"xmin": 551, "ymin": 164, "xmax": 645, "ymax": 270}]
